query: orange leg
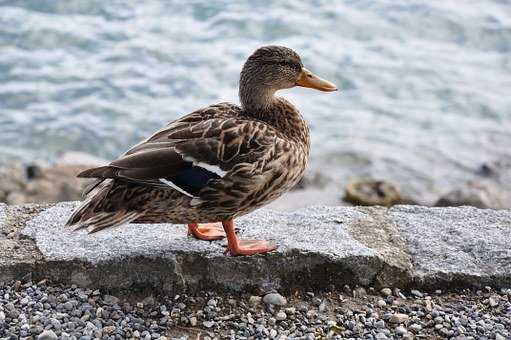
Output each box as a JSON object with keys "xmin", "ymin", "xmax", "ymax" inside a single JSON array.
[
  {"xmin": 222, "ymin": 219, "xmax": 277, "ymax": 256},
  {"xmin": 188, "ymin": 222, "xmax": 226, "ymax": 241}
]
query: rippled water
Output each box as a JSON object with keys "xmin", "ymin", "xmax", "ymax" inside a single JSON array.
[{"xmin": 1, "ymin": 0, "xmax": 510, "ymax": 202}]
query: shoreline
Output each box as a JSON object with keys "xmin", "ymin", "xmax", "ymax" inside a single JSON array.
[{"xmin": 0, "ymin": 152, "xmax": 510, "ymax": 211}]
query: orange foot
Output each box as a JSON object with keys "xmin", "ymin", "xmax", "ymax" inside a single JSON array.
[
  {"xmin": 222, "ymin": 220, "xmax": 277, "ymax": 256},
  {"xmin": 188, "ymin": 222, "xmax": 226, "ymax": 241}
]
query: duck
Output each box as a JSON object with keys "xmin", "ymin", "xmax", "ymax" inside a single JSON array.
[{"xmin": 66, "ymin": 45, "xmax": 337, "ymax": 256}]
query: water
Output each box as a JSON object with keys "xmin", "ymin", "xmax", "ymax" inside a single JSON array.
[{"xmin": 1, "ymin": 0, "xmax": 510, "ymax": 202}]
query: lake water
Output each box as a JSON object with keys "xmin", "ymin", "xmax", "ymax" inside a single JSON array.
[{"xmin": 1, "ymin": 0, "xmax": 510, "ymax": 203}]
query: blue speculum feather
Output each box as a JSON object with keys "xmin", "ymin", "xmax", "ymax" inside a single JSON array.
[{"xmin": 167, "ymin": 165, "xmax": 221, "ymax": 196}]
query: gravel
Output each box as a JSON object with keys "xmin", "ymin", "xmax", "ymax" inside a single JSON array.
[{"xmin": 0, "ymin": 281, "xmax": 510, "ymax": 339}]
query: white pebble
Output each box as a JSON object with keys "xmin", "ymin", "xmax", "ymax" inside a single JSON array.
[
  {"xmin": 275, "ymin": 311, "xmax": 287, "ymax": 321},
  {"xmin": 380, "ymin": 288, "xmax": 392, "ymax": 297}
]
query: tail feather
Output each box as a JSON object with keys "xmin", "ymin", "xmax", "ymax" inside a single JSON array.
[
  {"xmin": 66, "ymin": 180, "xmax": 144, "ymax": 233},
  {"xmin": 77, "ymin": 166, "xmax": 117, "ymax": 178},
  {"xmin": 72, "ymin": 210, "xmax": 142, "ymax": 234}
]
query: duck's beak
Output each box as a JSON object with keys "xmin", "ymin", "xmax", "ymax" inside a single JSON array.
[{"xmin": 296, "ymin": 67, "xmax": 337, "ymax": 92}]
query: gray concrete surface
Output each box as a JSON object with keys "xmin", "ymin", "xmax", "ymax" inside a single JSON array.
[
  {"xmin": 0, "ymin": 202, "xmax": 509, "ymax": 294},
  {"xmin": 391, "ymin": 205, "xmax": 511, "ymax": 289}
]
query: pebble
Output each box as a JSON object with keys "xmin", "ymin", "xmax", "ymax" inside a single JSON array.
[
  {"xmin": 203, "ymin": 320, "xmax": 215, "ymax": 328},
  {"xmin": 410, "ymin": 289, "xmax": 423, "ymax": 298},
  {"xmin": 353, "ymin": 287, "xmax": 367, "ymax": 297},
  {"xmin": 103, "ymin": 294, "xmax": 119, "ymax": 305},
  {"xmin": 249, "ymin": 295, "xmax": 262, "ymax": 306},
  {"xmin": 409, "ymin": 323, "xmax": 422, "ymax": 332},
  {"xmin": 380, "ymin": 288, "xmax": 392, "ymax": 297},
  {"xmin": 263, "ymin": 293, "xmax": 287, "ymax": 306},
  {"xmin": 284, "ymin": 307, "xmax": 296, "ymax": 314},
  {"xmin": 0, "ymin": 281, "xmax": 509, "ymax": 340},
  {"xmin": 389, "ymin": 313, "xmax": 410, "ymax": 324},
  {"xmin": 375, "ymin": 320, "xmax": 386, "ymax": 328},
  {"xmin": 275, "ymin": 311, "xmax": 287, "ymax": 321},
  {"xmin": 395, "ymin": 326, "xmax": 408, "ymax": 335},
  {"xmin": 37, "ymin": 330, "xmax": 58, "ymax": 340}
]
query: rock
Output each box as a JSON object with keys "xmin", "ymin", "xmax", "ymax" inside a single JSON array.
[
  {"xmin": 284, "ymin": 307, "xmax": 296, "ymax": 314},
  {"xmin": 410, "ymin": 289, "xmax": 423, "ymax": 298},
  {"xmin": 377, "ymin": 299, "xmax": 387, "ymax": 307},
  {"xmin": 344, "ymin": 180, "xmax": 402, "ymax": 207},
  {"xmin": 142, "ymin": 296, "xmax": 155, "ymax": 307},
  {"xmin": 249, "ymin": 295, "xmax": 262, "ymax": 306},
  {"xmin": 380, "ymin": 288, "xmax": 392, "ymax": 297},
  {"xmin": 389, "ymin": 313, "xmax": 409, "ymax": 324},
  {"xmin": 409, "ymin": 323, "xmax": 422, "ymax": 332},
  {"xmin": 375, "ymin": 320, "xmax": 385, "ymax": 328},
  {"xmin": 202, "ymin": 320, "xmax": 214, "ymax": 328},
  {"xmin": 263, "ymin": 293, "xmax": 287, "ymax": 306},
  {"xmin": 435, "ymin": 180, "xmax": 506, "ymax": 209},
  {"xmin": 275, "ymin": 311, "xmax": 287, "ymax": 321},
  {"xmin": 395, "ymin": 326, "xmax": 407, "ymax": 335},
  {"xmin": 352, "ymin": 287, "xmax": 367, "ymax": 298},
  {"xmin": 50, "ymin": 318, "xmax": 62, "ymax": 330},
  {"xmin": 488, "ymin": 296, "xmax": 499, "ymax": 307},
  {"xmin": 38, "ymin": 330, "xmax": 58, "ymax": 340},
  {"xmin": 0, "ymin": 162, "xmax": 96, "ymax": 204},
  {"xmin": 2, "ymin": 202, "xmax": 510, "ymax": 294},
  {"xmin": 103, "ymin": 294, "xmax": 119, "ymax": 305},
  {"xmin": 189, "ymin": 316, "xmax": 197, "ymax": 326}
]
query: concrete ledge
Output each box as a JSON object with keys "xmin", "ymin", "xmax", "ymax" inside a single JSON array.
[{"xmin": 1, "ymin": 202, "xmax": 510, "ymax": 294}]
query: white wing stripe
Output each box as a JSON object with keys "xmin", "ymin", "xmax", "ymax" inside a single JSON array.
[
  {"xmin": 159, "ymin": 178, "xmax": 196, "ymax": 198},
  {"xmin": 182, "ymin": 156, "xmax": 227, "ymax": 177}
]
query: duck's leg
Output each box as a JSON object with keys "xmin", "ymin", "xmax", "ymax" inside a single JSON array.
[
  {"xmin": 188, "ymin": 222, "xmax": 226, "ymax": 240},
  {"xmin": 222, "ymin": 219, "xmax": 277, "ymax": 256}
]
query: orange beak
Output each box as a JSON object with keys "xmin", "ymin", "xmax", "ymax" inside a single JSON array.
[{"xmin": 295, "ymin": 67, "xmax": 337, "ymax": 92}]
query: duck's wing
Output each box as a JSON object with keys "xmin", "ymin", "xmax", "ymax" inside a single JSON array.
[{"xmin": 78, "ymin": 103, "xmax": 282, "ymax": 198}]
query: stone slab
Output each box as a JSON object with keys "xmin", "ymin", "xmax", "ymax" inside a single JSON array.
[
  {"xmin": 0, "ymin": 202, "xmax": 509, "ymax": 294},
  {"xmin": 19, "ymin": 203, "xmax": 386, "ymax": 293}
]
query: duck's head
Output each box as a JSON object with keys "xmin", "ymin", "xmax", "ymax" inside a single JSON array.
[{"xmin": 239, "ymin": 45, "xmax": 337, "ymax": 112}]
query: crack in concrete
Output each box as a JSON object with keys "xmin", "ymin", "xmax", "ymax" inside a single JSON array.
[{"xmin": 343, "ymin": 206, "xmax": 414, "ymax": 288}]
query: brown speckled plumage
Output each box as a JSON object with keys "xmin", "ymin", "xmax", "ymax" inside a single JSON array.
[{"xmin": 67, "ymin": 45, "xmax": 334, "ymax": 237}]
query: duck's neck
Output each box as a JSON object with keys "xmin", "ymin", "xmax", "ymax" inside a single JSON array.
[
  {"xmin": 239, "ymin": 82, "xmax": 276, "ymax": 116},
  {"xmin": 239, "ymin": 83, "xmax": 310, "ymax": 147}
]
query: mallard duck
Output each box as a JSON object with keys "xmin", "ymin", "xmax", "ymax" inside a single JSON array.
[{"xmin": 67, "ymin": 45, "xmax": 337, "ymax": 256}]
